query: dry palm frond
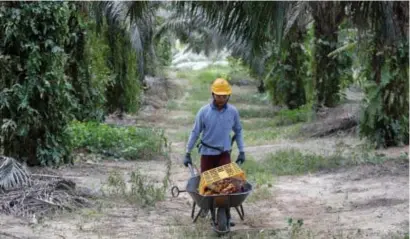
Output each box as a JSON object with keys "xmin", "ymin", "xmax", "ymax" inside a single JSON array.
[
  {"xmin": 0, "ymin": 156, "xmax": 31, "ymax": 191},
  {"xmin": 0, "ymin": 178, "xmax": 90, "ymax": 219},
  {"xmin": 0, "ymin": 156, "xmax": 91, "ymax": 220}
]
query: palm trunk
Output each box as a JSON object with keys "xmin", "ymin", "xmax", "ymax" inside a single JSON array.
[
  {"xmin": 311, "ymin": 2, "xmax": 345, "ymax": 108},
  {"xmin": 360, "ymin": 1, "xmax": 409, "ymax": 147},
  {"xmin": 269, "ymin": 24, "xmax": 307, "ymax": 109},
  {"xmin": 284, "ymin": 26, "xmax": 307, "ymax": 109}
]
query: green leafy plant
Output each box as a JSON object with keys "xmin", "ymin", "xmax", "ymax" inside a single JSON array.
[
  {"xmin": 104, "ymin": 22, "xmax": 142, "ymax": 114},
  {"xmin": 103, "ymin": 169, "xmax": 166, "ymax": 207},
  {"xmin": 266, "ymin": 24, "xmax": 308, "ymax": 110},
  {"xmin": 0, "ymin": 2, "xmax": 80, "ymax": 166},
  {"xmin": 67, "ymin": 121, "xmax": 167, "ymax": 160},
  {"xmin": 359, "ymin": 42, "xmax": 409, "ymax": 148},
  {"xmin": 274, "ymin": 104, "xmax": 313, "ymax": 126}
]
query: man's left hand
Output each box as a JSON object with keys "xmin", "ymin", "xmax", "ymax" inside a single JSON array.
[{"xmin": 236, "ymin": 152, "xmax": 245, "ymax": 165}]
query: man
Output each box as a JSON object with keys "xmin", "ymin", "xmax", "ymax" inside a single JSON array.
[
  {"xmin": 183, "ymin": 77, "xmax": 245, "ymax": 171},
  {"xmin": 183, "ymin": 78, "xmax": 246, "ymax": 226}
]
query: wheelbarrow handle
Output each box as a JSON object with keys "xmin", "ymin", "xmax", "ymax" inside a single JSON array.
[
  {"xmin": 171, "ymin": 185, "xmax": 185, "ymax": 197},
  {"xmin": 187, "ymin": 163, "xmax": 197, "ymax": 177}
]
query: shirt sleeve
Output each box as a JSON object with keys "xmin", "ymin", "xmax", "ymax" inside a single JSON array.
[
  {"xmin": 186, "ymin": 108, "xmax": 203, "ymax": 153},
  {"xmin": 233, "ymin": 109, "xmax": 245, "ymax": 152}
]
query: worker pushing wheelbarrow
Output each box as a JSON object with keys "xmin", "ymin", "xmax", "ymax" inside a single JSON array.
[
  {"xmin": 171, "ymin": 78, "xmax": 252, "ymax": 234},
  {"xmin": 171, "ymin": 161, "xmax": 252, "ymax": 234}
]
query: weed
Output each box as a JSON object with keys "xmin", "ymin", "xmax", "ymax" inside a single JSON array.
[
  {"xmin": 242, "ymin": 118, "xmax": 278, "ymax": 130},
  {"xmin": 128, "ymin": 170, "xmax": 166, "ymax": 205},
  {"xmin": 263, "ymin": 149, "xmax": 340, "ymax": 175},
  {"xmin": 102, "ymin": 169, "xmax": 166, "ymax": 207},
  {"xmin": 241, "ymin": 156, "xmax": 275, "ymax": 186},
  {"xmin": 287, "ymin": 218, "xmax": 305, "ymax": 237},
  {"xmin": 67, "ymin": 121, "xmax": 167, "ymax": 160},
  {"xmin": 184, "ymin": 101, "xmax": 209, "ymax": 115},
  {"xmin": 166, "ymin": 100, "xmax": 179, "ymax": 110},
  {"xmin": 166, "ymin": 115, "xmax": 196, "ymax": 126},
  {"xmin": 247, "ymin": 186, "xmax": 273, "ymax": 203},
  {"xmin": 274, "ymin": 105, "xmax": 314, "ymax": 126},
  {"xmin": 252, "ymin": 147, "xmax": 407, "ymax": 177},
  {"xmin": 229, "ymin": 92, "xmax": 270, "ymax": 105},
  {"xmin": 176, "ymin": 66, "xmax": 231, "ymax": 85},
  {"xmin": 239, "ymin": 107, "xmax": 278, "ymax": 119},
  {"xmin": 243, "ymin": 124, "xmax": 302, "ymax": 146}
]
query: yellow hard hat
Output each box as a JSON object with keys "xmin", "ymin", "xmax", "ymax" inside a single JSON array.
[{"xmin": 211, "ymin": 78, "xmax": 232, "ymax": 95}]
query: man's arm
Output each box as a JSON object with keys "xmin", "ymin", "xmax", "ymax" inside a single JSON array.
[
  {"xmin": 186, "ymin": 109, "xmax": 203, "ymax": 153},
  {"xmin": 233, "ymin": 109, "xmax": 245, "ymax": 152}
]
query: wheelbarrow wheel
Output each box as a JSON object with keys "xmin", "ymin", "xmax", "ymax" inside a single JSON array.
[{"xmin": 215, "ymin": 208, "xmax": 229, "ymax": 234}]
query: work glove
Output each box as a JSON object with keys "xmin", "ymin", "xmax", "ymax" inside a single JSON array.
[
  {"xmin": 236, "ymin": 152, "xmax": 245, "ymax": 165},
  {"xmin": 183, "ymin": 153, "xmax": 192, "ymax": 167}
]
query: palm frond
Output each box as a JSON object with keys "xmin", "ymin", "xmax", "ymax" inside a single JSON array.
[
  {"xmin": 0, "ymin": 177, "xmax": 90, "ymax": 219},
  {"xmin": 91, "ymin": 1, "xmax": 162, "ymax": 79},
  {"xmin": 348, "ymin": 1, "xmax": 408, "ymax": 45},
  {"xmin": 283, "ymin": 1, "xmax": 311, "ymax": 39},
  {"xmin": 0, "ymin": 156, "xmax": 30, "ymax": 191},
  {"xmin": 175, "ymin": 1, "xmax": 291, "ymax": 54}
]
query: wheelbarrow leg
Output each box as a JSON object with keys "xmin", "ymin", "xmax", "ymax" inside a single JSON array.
[
  {"xmin": 193, "ymin": 208, "xmax": 205, "ymax": 223},
  {"xmin": 234, "ymin": 204, "xmax": 245, "ymax": 220},
  {"xmin": 240, "ymin": 204, "xmax": 245, "ymax": 218},
  {"xmin": 210, "ymin": 207, "xmax": 216, "ymax": 224},
  {"xmin": 191, "ymin": 202, "xmax": 196, "ymax": 219}
]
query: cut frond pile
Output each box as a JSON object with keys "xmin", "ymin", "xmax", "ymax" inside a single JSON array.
[
  {"xmin": 0, "ymin": 156, "xmax": 31, "ymax": 191},
  {"xmin": 0, "ymin": 156, "xmax": 91, "ymax": 219}
]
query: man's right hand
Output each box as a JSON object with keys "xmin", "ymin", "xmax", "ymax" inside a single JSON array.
[{"xmin": 183, "ymin": 153, "xmax": 192, "ymax": 167}]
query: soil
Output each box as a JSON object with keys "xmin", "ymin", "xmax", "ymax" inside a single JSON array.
[{"xmin": 0, "ymin": 78, "xmax": 408, "ymax": 239}]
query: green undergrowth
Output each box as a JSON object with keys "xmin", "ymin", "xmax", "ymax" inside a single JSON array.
[
  {"xmin": 243, "ymin": 124, "xmax": 303, "ymax": 146},
  {"xmin": 238, "ymin": 107, "xmax": 278, "ymax": 118},
  {"xmin": 168, "ymin": 215, "xmax": 313, "ymax": 239},
  {"xmin": 101, "ymin": 150, "xmax": 171, "ymax": 207},
  {"xmin": 102, "ymin": 170, "xmax": 166, "ymax": 207},
  {"xmin": 242, "ymin": 147, "xmax": 408, "ymax": 187},
  {"xmin": 67, "ymin": 121, "xmax": 167, "ymax": 160},
  {"xmin": 175, "ymin": 66, "xmax": 231, "ymax": 85},
  {"xmin": 229, "ymin": 92, "xmax": 270, "ymax": 105}
]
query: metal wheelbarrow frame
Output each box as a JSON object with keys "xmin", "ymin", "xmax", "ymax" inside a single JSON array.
[{"xmin": 171, "ymin": 163, "xmax": 253, "ymax": 235}]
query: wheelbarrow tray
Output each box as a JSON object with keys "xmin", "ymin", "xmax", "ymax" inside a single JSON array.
[{"xmin": 186, "ymin": 175, "xmax": 253, "ymax": 210}]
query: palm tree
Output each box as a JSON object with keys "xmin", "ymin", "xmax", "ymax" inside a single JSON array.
[
  {"xmin": 309, "ymin": 1, "xmax": 347, "ymax": 108},
  {"xmin": 348, "ymin": 1, "xmax": 409, "ymax": 147},
  {"xmin": 87, "ymin": 1, "xmax": 165, "ymax": 114}
]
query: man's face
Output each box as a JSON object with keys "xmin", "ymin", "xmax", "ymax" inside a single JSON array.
[{"xmin": 213, "ymin": 94, "xmax": 229, "ymax": 107}]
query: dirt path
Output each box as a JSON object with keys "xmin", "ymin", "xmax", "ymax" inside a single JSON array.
[{"xmin": 0, "ymin": 76, "xmax": 408, "ymax": 239}]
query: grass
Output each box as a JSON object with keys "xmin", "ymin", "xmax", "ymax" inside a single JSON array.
[
  {"xmin": 167, "ymin": 215, "xmax": 315, "ymax": 239},
  {"xmin": 247, "ymin": 185, "xmax": 273, "ymax": 203},
  {"xmin": 229, "ymin": 92, "xmax": 270, "ymax": 105},
  {"xmin": 67, "ymin": 121, "xmax": 167, "ymax": 160},
  {"xmin": 262, "ymin": 149, "xmax": 343, "ymax": 176},
  {"xmin": 101, "ymin": 153, "xmax": 171, "ymax": 207},
  {"xmin": 274, "ymin": 105, "xmax": 314, "ymax": 126},
  {"xmin": 242, "ymin": 118, "xmax": 279, "ymax": 130},
  {"xmin": 243, "ymin": 124, "xmax": 303, "ymax": 146},
  {"xmin": 238, "ymin": 107, "xmax": 278, "ymax": 119},
  {"xmin": 175, "ymin": 65, "xmax": 231, "ymax": 84},
  {"xmin": 168, "ymin": 129, "xmax": 191, "ymax": 144},
  {"xmin": 166, "ymin": 115, "xmax": 196, "ymax": 126},
  {"xmin": 240, "ymin": 155, "xmax": 275, "ymax": 186},
  {"xmin": 242, "ymin": 147, "xmax": 408, "ymax": 186},
  {"xmin": 166, "ymin": 100, "xmax": 180, "ymax": 110}
]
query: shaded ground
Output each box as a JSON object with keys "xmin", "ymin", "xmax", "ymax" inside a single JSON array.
[{"xmin": 0, "ymin": 74, "xmax": 408, "ymax": 239}]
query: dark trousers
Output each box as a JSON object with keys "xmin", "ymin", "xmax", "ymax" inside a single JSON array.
[
  {"xmin": 200, "ymin": 151, "xmax": 233, "ymax": 223},
  {"xmin": 200, "ymin": 152, "xmax": 231, "ymax": 173}
]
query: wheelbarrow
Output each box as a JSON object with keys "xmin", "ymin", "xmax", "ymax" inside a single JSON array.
[{"xmin": 171, "ymin": 162, "xmax": 253, "ymax": 235}]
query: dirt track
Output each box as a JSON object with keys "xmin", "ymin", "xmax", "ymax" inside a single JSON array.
[{"xmin": 0, "ymin": 79, "xmax": 408, "ymax": 239}]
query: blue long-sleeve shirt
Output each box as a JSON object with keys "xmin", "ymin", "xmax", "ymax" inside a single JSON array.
[{"xmin": 186, "ymin": 102, "xmax": 245, "ymax": 155}]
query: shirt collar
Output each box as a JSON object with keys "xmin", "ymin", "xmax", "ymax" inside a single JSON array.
[{"xmin": 210, "ymin": 101, "xmax": 228, "ymax": 110}]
